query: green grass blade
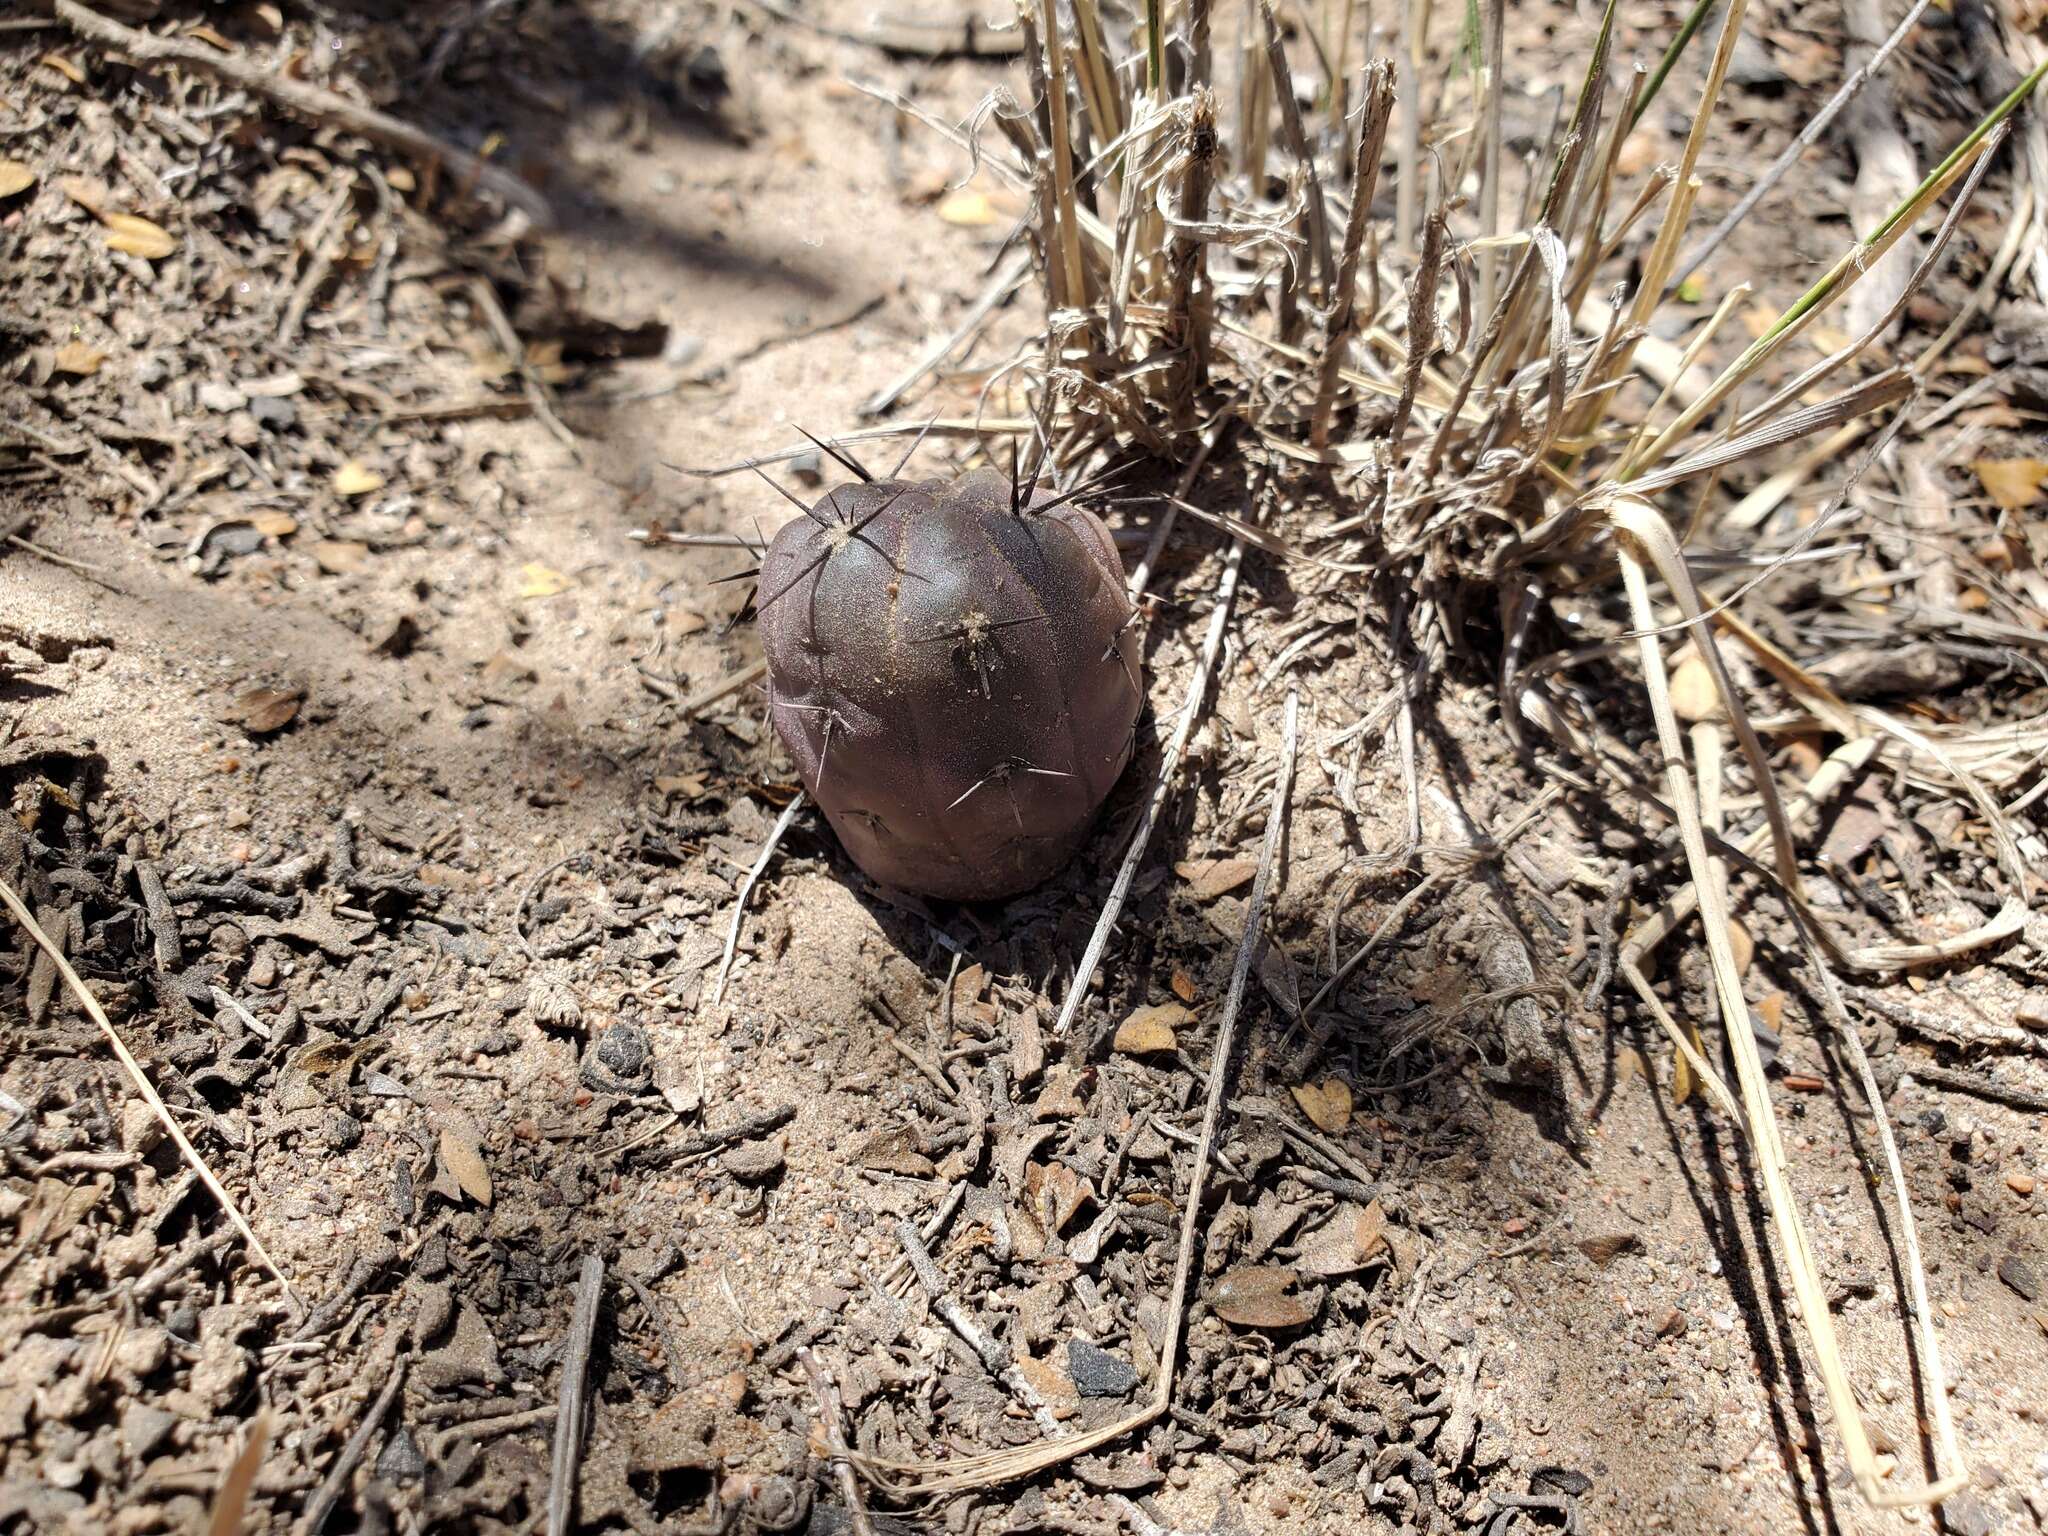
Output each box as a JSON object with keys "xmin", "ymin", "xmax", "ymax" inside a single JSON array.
[{"xmin": 1631, "ymin": 0, "xmax": 1719, "ymax": 129}]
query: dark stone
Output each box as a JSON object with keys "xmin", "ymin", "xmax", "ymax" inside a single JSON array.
[
  {"xmin": 376, "ymin": 1425, "xmax": 426, "ymax": 1484},
  {"xmin": 1997, "ymin": 1253, "xmax": 2041, "ymax": 1303},
  {"xmin": 249, "ymin": 394, "xmax": 297, "ymax": 432},
  {"xmin": 120, "ymin": 1403, "xmax": 176, "ymax": 1460},
  {"xmin": 1939, "ymin": 1492, "xmax": 1996, "ymax": 1536},
  {"xmin": 1067, "ymin": 1338, "xmax": 1138, "ymax": 1397},
  {"xmin": 582, "ymin": 1022, "xmax": 651, "ymax": 1094}
]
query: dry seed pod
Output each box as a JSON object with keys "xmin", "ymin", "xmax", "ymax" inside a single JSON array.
[{"xmin": 758, "ymin": 467, "xmax": 1141, "ymax": 900}]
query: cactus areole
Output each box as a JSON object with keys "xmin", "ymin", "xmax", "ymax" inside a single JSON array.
[{"xmin": 758, "ymin": 468, "xmax": 1142, "ymax": 901}]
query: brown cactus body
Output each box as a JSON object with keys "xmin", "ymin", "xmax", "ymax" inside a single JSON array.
[{"xmin": 757, "ymin": 468, "xmax": 1141, "ymax": 901}]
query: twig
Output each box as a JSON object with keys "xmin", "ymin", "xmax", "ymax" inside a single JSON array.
[
  {"xmin": 861, "ymin": 252, "xmax": 1031, "ymax": 417},
  {"xmin": 546, "ymin": 1254, "xmax": 606, "ymax": 1536},
  {"xmin": 0, "ymin": 875, "xmax": 301, "ymax": 1311},
  {"xmin": 725, "ymin": 294, "xmax": 885, "ymax": 371},
  {"xmin": 1669, "ymin": 0, "xmax": 1939, "ymax": 292},
  {"xmin": 683, "ymin": 658, "xmax": 769, "ymax": 718},
  {"xmin": 51, "ymin": 1, "xmax": 552, "ymax": 226},
  {"xmin": 278, "ymin": 176, "xmax": 356, "ymax": 345},
  {"xmin": 878, "ymin": 1180, "xmax": 967, "ymax": 1295},
  {"xmin": 861, "ymin": 688, "xmax": 1297, "ymax": 1493},
  {"xmin": 470, "ymin": 277, "xmax": 577, "ymax": 454},
  {"xmin": 710, "ymin": 791, "xmax": 807, "ymax": 1007},
  {"xmin": 798, "ymin": 1348, "xmax": 875, "ymax": 1536},
  {"xmin": 4, "ymin": 532, "xmax": 110, "ymax": 575},
  {"xmin": 895, "ymin": 1220, "xmax": 1065, "ymax": 1436},
  {"xmin": 1909, "ymin": 1063, "xmax": 2048, "ymax": 1115},
  {"xmin": 298, "ymin": 1356, "xmax": 408, "ymax": 1536},
  {"xmin": 1053, "ymin": 535, "xmax": 1244, "ymax": 1038}
]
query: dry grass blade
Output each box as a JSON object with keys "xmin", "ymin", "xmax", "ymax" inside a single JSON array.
[
  {"xmin": 858, "ymin": 690, "xmax": 1299, "ymax": 1494},
  {"xmin": 205, "ymin": 1413, "xmax": 271, "ymax": 1536},
  {"xmin": 1609, "ymin": 498, "xmax": 1969, "ymax": 1509},
  {"xmin": 1312, "ymin": 62, "xmax": 1398, "ymax": 448},
  {"xmin": 53, "ymin": 0, "xmax": 551, "ymax": 225},
  {"xmin": 1053, "ymin": 537, "xmax": 1244, "ymax": 1040},
  {"xmin": 711, "ymin": 791, "xmax": 808, "ymax": 1007},
  {"xmin": 1637, "ymin": 60, "xmax": 2048, "ymax": 469},
  {"xmin": 1669, "ymin": 0, "xmax": 1941, "ymax": 289},
  {"xmin": 1, "ymin": 875, "xmax": 301, "ymax": 1311}
]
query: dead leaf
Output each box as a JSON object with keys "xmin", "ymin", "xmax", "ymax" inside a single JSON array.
[
  {"xmin": 439, "ymin": 1123, "xmax": 493, "ymax": 1206},
  {"xmin": 232, "ymin": 686, "xmax": 303, "ymax": 735},
  {"xmin": 1576, "ymin": 1231, "xmax": 1639, "ymax": 1266},
  {"xmin": 1291, "ymin": 1078, "xmax": 1352, "ymax": 1133},
  {"xmin": 518, "ymin": 561, "xmax": 571, "ymax": 599},
  {"xmin": 1024, "ymin": 1160, "xmax": 1094, "ymax": 1233},
  {"xmin": 1174, "ymin": 856, "xmax": 1258, "ymax": 900},
  {"xmin": 39, "ymin": 53, "xmax": 86, "ymax": 85},
  {"xmin": 333, "ymin": 460, "xmax": 384, "ymax": 497},
  {"xmin": 1212, "ymin": 1265, "xmax": 1318, "ymax": 1328},
  {"xmin": 0, "ymin": 160, "xmax": 35, "ymax": 198},
  {"xmin": 1971, "ymin": 458, "xmax": 2048, "ymax": 512},
  {"xmin": 1726, "ymin": 916, "xmax": 1753, "ymax": 978},
  {"xmin": 1170, "ymin": 969, "xmax": 1196, "ymax": 1004},
  {"xmin": 101, "ymin": 212, "xmax": 176, "ymax": 259},
  {"xmin": 184, "ymin": 22, "xmax": 237, "ymax": 50},
  {"xmin": 1114, "ymin": 1002, "xmax": 1187, "ymax": 1055},
  {"xmin": 51, "ymin": 341, "xmax": 106, "ymax": 376},
  {"xmin": 1668, "ymin": 654, "xmax": 1720, "ymax": 722},
  {"xmin": 250, "ymin": 510, "xmax": 298, "ymax": 538},
  {"xmin": 1298, "ymin": 1199, "xmax": 1389, "ymax": 1276},
  {"xmin": 654, "ymin": 773, "xmax": 707, "ymax": 801},
  {"xmin": 858, "ymin": 1128, "xmax": 936, "ymax": 1177},
  {"xmin": 59, "ymin": 176, "xmax": 107, "ymax": 215},
  {"xmin": 312, "ymin": 539, "xmax": 370, "ymax": 575}
]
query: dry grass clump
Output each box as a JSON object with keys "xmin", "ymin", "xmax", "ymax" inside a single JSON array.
[{"xmin": 833, "ymin": 0, "xmax": 2048, "ymax": 1510}]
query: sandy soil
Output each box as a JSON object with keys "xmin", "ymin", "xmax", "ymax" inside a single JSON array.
[{"xmin": 2, "ymin": 2, "xmax": 2045, "ymax": 1534}]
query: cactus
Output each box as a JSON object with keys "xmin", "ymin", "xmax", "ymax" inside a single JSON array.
[{"xmin": 757, "ymin": 467, "xmax": 1141, "ymax": 901}]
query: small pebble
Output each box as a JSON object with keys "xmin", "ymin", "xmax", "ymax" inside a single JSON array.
[
  {"xmin": 1066, "ymin": 1339, "xmax": 1138, "ymax": 1397},
  {"xmin": 1997, "ymin": 1254, "xmax": 2041, "ymax": 1303},
  {"xmin": 2007, "ymin": 1171, "xmax": 2035, "ymax": 1197},
  {"xmin": 725, "ymin": 1138, "xmax": 785, "ymax": 1184}
]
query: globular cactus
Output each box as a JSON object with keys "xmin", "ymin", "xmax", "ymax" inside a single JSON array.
[{"xmin": 757, "ymin": 466, "xmax": 1141, "ymax": 901}]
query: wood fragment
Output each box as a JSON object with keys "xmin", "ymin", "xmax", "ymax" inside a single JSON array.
[
  {"xmin": 798, "ymin": 1347, "xmax": 876, "ymax": 1536},
  {"xmin": 298, "ymin": 1357, "xmax": 408, "ymax": 1536},
  {"xmin": 861, "ymin": 688, "xmax": 1297, "ymax": 1493},
  {"xmin": 1, "ymin": 876, "xmax": 301, "ymax": 1310},
  {"xmin": 546, "ymin": 1254, "xmax": 606, "ymax": 1536},
  {"xmin": 52, "ymin": 1, "xmax": 552, "ymax": 225},
  {"xmin": 710, "ymin": 791, "xmax": 807, "ymax": 1007}
]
